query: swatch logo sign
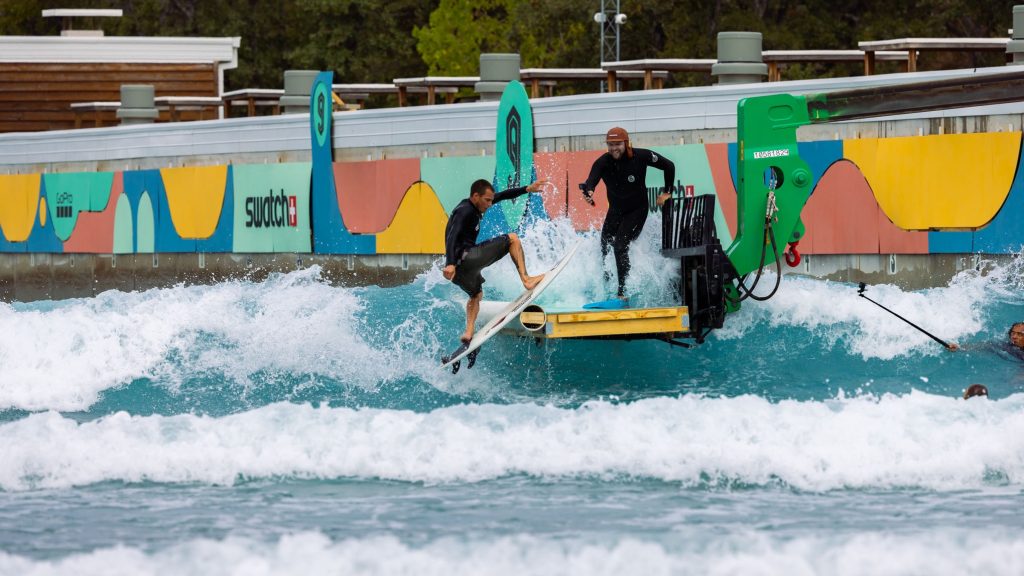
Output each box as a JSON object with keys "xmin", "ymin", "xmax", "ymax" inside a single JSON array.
[
  {"xmin": 245, "ymin": 189, "xmax": 298, "ymax": 228},
  {"xmin": 55, "ymin": 191, "xmax": 73, "ymax": 218}
]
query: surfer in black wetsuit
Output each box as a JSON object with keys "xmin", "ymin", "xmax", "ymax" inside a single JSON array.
[
  {"xmin": 947, "ymin": 322, "xmax": 1024, "ymax": 355},
  {"xmin": 581, "ymin": 127, "xmax": 676, "ymax": 303},
  {"xmin": 443, "ymin": 178, "xmax": 546, "ymax": 344}
]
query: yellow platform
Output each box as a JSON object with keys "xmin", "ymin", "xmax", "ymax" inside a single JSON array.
[{"xmin": 511, "ymin": 305, "xmax": 690, "ymax": 340}]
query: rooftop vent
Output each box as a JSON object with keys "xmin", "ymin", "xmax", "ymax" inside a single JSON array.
[{"xmin": 42, "ymin": 8, "xmax": 123, "ymax": 37}]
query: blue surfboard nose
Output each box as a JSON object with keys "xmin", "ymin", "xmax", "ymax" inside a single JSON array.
[{"xmin": 583, "ymin": 298, "xmax": 630, "ymax": 310}]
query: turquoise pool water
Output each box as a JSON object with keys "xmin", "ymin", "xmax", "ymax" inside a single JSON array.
[{"xmin": 1, "ymin": 222, "xmax": 1023, "ymax": 575}]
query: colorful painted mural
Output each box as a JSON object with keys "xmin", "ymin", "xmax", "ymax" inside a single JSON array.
[{"xmin": 1, "ymin": 82, "xmax": 1023, "ymax": 257}]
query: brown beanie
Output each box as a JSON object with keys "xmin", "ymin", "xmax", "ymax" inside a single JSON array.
[{"xmin": 605, "ymin": 127, "xmax": 629, "ymax": 142}]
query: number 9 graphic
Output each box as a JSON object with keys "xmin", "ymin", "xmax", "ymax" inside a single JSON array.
[{"xmin": 313, "ymin": 81, "xmax": 330, "ymax": 148}]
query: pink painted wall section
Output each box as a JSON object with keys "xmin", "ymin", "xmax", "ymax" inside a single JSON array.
[
  {"xmin": 333, "ymin": 158, "xmax": 420, "ymax": 234},
  {"xmin": 533, "ymin": 150, "xmax": 607, "ymax": 231},
  {"xmin": 533, "ymin": 152, "xmax": 569, "ymax": 221},
  {"xmin": 877, "ymin": 206, "xmax": 929, "ymax": 254},
  {"xmin": 801, "ymin": 160, "xmax": 928, "ymax": 254},
  {"xmin": 63, "ymin": 171, "xmax": 120, "ymax": 253},
  {"xmin": 706, "ymin": 143, "xmax": 738, "ymax": 238},
  {"xmin": 801, "ymin": 161, "xmax": 880, "ymax": 254}
]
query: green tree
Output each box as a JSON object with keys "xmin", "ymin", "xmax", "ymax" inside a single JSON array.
[
  {"xmin": 290, "ymin": 0, "xmax": 437, "ymax": 83},
  {"xmin": 2, "ymin": 0, "xmax": 1018, "ymax": 94},
  {"xmin": 414, "ymin": 0, "xmax": 517, "ymax": 76},
  {"xmin": 413, "ymin": 0, "xmax": 595, "ymax": 96}
]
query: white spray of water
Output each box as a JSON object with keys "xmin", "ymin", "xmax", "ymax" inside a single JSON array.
[
  {"xmin": 2, "ymin": 393, "xmax": 1023, "ymax": 491},
  {"xmin": 0, "ymin": 268, "xmax": 425, "ymax": 412},
  {"xmin": 427, "ymin": 215, "xmax": 678, "ymax": 310},
  {"xmin": 714, "ymin": 257, "xmax": 1024, "ymax": 360},
  {"xmin": 2, "ymin": 529, "xmax": 1023, "ymax": 576}
]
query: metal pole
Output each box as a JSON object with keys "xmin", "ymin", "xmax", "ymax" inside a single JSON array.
[
  {"xmin": 598, "ymin": 0, "xmax": 602, "ymax": 90},
  {"xmin": 615, "ymin": 0, "xmax": 621, "ymax": 62}
]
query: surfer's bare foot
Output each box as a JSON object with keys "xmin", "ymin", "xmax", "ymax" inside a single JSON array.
[
  {"xmin": 460, "ymin": 331, "xmax": 473, "ymax": 344},
  {"xmin": 522, "ymin": 273, "xmax": 544, "ymax": 291}
]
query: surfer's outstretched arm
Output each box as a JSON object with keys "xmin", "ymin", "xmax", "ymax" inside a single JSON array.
[{"xmin": 493, "ymin": 180, "xmax": 548, "ymax": 204}]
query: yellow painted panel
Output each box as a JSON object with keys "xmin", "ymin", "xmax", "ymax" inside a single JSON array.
[
  {"xmin": 553, "ymin": 307, "xmax": 680, "ymax": 323},
  {"xmin": 844, "ymin": 132, "xmax": 1020, "ymax": 230},
  {"xmin": 536, "ymin": 306, "xmax": 688, "ymax": 338},
  {"xmin": 550, "ymin": 315, "xmax": 684, "ymax": 338},
  {"xmin": 0, "ymin": 174, "xmax": 40, "ymax": 242},
  {"xmin": 160, "ymin": 166, "xmax": 228, "ymax": 239},
  {"xmin": 376, "ymin": 182, "xmax": 448, "ymax": 254}
]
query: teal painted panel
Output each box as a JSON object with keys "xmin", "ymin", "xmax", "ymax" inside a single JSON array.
[
  {"xmin": 421, "ymin": 156, "xmax": 497, "ymax": 215},
  {"xmin": 651, "ymin": 144, "xmax": 733, "ymax": 247},
  {"xmin": 113, "ymin": 193, "xmax": 133, "ymax": 254},
  {"xmin": 42, "ymin": 172, "xmax": 114, "ymax": 242},
  {"xmin": 232, "ymin": 163, "xmax": 313, "ymax": 253},
  {"xmin": 137, "ymin": 192, "xmax": 155, "ymax": 253}
]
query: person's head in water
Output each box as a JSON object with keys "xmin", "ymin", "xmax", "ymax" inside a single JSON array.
[
  {"xmin": 605, "ymin": 126, "xmax": 633, "ymax": 160},
  {"xmin": 963, "ymin": 384, "xmax": 988, "ymax": 400},
  {"xmin": 469, "ymin": 179, "xmax": 496, "ymax": 214},
  {"xmin": 1009, "ymin": 322, "xmax": 1024, "ymax": 350}
]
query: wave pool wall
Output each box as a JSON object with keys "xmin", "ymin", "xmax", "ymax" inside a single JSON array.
[{"xmin": 1, "ymin": 67, "xmax": 1024, "ymax": 300}]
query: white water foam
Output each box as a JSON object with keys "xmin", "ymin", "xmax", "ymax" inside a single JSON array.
[
  {"xmin": 3, "ymin": 393, "xmax": 1023, "ymax": 491},
  {"xmin": 424, "ymin": 215, "xmax": 678, "ymax": 310},
  {"xmin": 2, "ymin": 530, "xmax": 1023, "ymax": 576},
  {"xmin": 0, "ymin": 268, "xmax": 404, "ymax": 412},
  {"xmin": 714, "ymin": 262, "xmax": 1019, "ymax": 359},
  {"xmin": 429, "ymin": 215, "xmax": 1022, "ymax": 360}
]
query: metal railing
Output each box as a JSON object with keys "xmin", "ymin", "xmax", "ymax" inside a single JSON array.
[{"xmin": 661, "ymin": 193, "xmax": 717, "ymax": 254}]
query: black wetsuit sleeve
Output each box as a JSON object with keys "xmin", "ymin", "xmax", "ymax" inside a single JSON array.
[
  {"xmin": 647, "ymin": 150, "xmax": 676, "ymax": 191},
  {"xmin": 444, "ymin": 206, "xmax": 470, "ymax": 266},
  {"xmin": 493, "ymin": 186, "xmax": 530, "ymax": 203},
  {"xmin": 583, "ymin": 155, "xmax": 607, "ymax": 192}
]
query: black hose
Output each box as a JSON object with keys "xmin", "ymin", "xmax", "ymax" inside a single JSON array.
[
  {"xmin": 735, "ymin": 217, "xmax": 783, "ymax": 302},
  {"xmin": 734, "ymin": 220, "xmax": 770, "ymax": 300},
  {"xmin": 743, "ymin": 225, "xmax": 783, "ymax": 302}
]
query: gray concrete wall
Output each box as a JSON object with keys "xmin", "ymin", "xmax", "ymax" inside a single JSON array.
[
  {"xmin": 0, "ymin": 251, "xmax": 998, "ymax": 302},
  {"xmin": 0, "ymin": 253, "xmax": 438, "ymax": 302},
  {"xmin": 0, "ymin": 251, "xmax": 999, "ymax": 302}
]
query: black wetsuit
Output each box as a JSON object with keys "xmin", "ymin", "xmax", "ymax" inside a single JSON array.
[
  {"xmin": 584, "ymin": 148, "xmax": 675, "ymax": 296},
  {"xmin": 444, "ymin": 186, "xmax": 530, "ymax": 296}
]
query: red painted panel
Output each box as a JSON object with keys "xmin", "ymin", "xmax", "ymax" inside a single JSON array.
[
  {"xmin": 801, "ymin": 160, "xmax": 879, "ymax": 254},
  {"xmin": 531, "ymin": 150, "xmax": 606, "ymax": 231},
  {"xmin": 533, "ymin": 152, "xmax": 569, "ymax": 221},
  {"xmin": 706, "ymin": 143, "xmax": 737, "ymax": 238},
  {"xmin": 334, "ymin": 158, "xmax": 420, "ymax": 234},
  {"xmin": 877, "ymin": 207, "xmax": 929, "ymax": 254},
  {"xmin": 63, "ymin": 171, "xmax": 120, "ymax": 253},
  {"xmin": 565, "ymin": 150, "xmax": 608, "ymax": 231}
]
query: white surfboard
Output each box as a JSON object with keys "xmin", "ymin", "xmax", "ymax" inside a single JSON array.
[{"xmin": 441, "ymin": 239, "xmax": 583, "ymax": 371}]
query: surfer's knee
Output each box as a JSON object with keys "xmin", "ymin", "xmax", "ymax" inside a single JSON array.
[{"xmin": 508, "ymin": 233, "xmax": 520, "ymax": 246}]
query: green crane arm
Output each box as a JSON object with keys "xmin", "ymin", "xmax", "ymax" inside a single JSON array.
[
  {"xmin": 724, "ymin": 68, "xmax": 1024, "ymax": 307},
  {"xmin": 726, "ymin": 93, "xmax": 813, "ymax": 279}
]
